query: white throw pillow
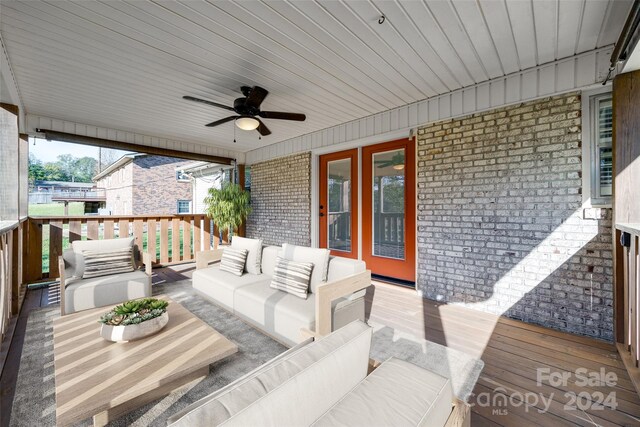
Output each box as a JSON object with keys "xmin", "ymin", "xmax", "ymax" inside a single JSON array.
[
  {"xmin": 270, "ymin": 256, "xmax": 313, "ymax": 299},
  {"xmin": 281, "ymin": 243, "xmax": 330, "ymax": 293},
  {"xmin": 219, "ymin": 247, "xmax": 248, "ymax": 277},
  {"xmin": 231, "ymin": 236, "xmax": 263, "ymax": 274}
]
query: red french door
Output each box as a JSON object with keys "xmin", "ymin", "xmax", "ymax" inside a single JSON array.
[
  {"xmin": 319, "ymin": 149, "xmax": 358, "ymax": 259},
  {"xmin": 362, "ymin": 138, "xmax": 415, "ymax": 281}
]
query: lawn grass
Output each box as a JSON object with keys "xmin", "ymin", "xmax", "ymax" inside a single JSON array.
[{"xmin": 29, "ymin": 202, "xmax": 85, "ymax": 216}]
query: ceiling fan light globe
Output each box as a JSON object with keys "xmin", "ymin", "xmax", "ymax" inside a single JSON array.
[
  {"xmin": 393, "ymin": 164, "xmax": 405, "ymax": 171},
  {"xmin": 235, "ymin": 116, "xmax": 260, "ymax": 131}
]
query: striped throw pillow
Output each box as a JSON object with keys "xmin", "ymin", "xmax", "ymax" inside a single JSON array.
[
  {"xmin": 270, "ymin": 256, "xmax": 314, "ymax": 299},
  {"xmin": 219, "ymin": 247, "xmax": 248, "ymax": 276},
  {"xmin": 82, "ymin": 247, "xmax": 135, "ymax": 279}
]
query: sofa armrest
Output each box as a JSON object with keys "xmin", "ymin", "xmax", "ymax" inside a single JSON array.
[
  {"xmin": 59, "ymin": 256, "xmax": 67, "ymax": 316},
  {"xmin": 444, "ymin": 400, "xmax": 470, "ymax": 427},
  {"xmin": 142, "ymin": 251, "xmax": 153, "ymax": 276},
  {"xmin": 314, "ymin": 269, "xmax": 371, "ymax": 336},
  {"xmin": 196, "ymin": 248, "xmax": 225, "ymax": 270}
]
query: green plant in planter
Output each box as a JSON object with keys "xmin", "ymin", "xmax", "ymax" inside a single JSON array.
[
  {"xmin": 204, "ymin": 182, "xmax": 252, "ymax": 241},
  {"xmin": 99, "ymin": 298, "xmax": 169, "ymax": 326}
]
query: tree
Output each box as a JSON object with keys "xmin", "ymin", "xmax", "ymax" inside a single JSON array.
[
  {"xmin": 73, "ymin": 157, "xmax": 98, "ymax": 182},
  {"xmin": 28, "ymin": 154, "xmax": 46, "ymax": 184},
  {"xmin": 204, "ymin": 183, "xmax": 252, "ymax": 239}
]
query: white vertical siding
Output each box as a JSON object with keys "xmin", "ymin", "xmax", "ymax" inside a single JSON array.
[{"xmin": 246, "ymin": 47, "xmax": 614, "ymax": 164}]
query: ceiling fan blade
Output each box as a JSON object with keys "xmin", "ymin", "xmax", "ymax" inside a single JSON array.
[
  {"xmin": 183, "ymin": 96, "xmax": 235, "ymax": 112},
  {"xmin": 245, "ymin": 86, "xmax": 269, "ymax": 108},
  {"xmin": 258, "ymin": 111, "xmax": 306, "ymax": 121},
  {"xmin": 205, "ymin": 116, "xmax": 238, "ymax": 127},
  {"xmin": 255, "ymin": 118, "xmax": 272, "ymax": 136}
]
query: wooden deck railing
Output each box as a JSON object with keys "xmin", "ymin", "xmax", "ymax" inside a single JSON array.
[
  {"xmin": 0, "ymin": 219, "xmax": 27, "ymax": 343},
  {"xmin": 616, "ymin": 223, "xmax": 640, "ymax": 391},
  {"xmin": 27, "ymin": 214, "xmax": 221, "ymax": 282}
]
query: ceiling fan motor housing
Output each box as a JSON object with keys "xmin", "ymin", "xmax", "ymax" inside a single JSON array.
[{"xmin": 233, "ymin": 97, "xmax": 260, "ymax": 116}]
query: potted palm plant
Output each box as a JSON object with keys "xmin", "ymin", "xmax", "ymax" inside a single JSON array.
[{"xmin": 204, "ymin": 182, "xmax": 252, "ymax": 243}]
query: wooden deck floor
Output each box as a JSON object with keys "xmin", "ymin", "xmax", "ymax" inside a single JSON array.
[
  {"xmin": 2, "ymin": 264, "xmax": 639, "ymax": 426},
  {"xmin": 365, "ymin": 281, "xmax": 640, "ymax": 427}
]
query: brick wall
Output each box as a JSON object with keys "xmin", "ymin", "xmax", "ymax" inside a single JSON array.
[
  {"xmin": 98, "ymin": 162, "xmax": 133, "ymax": 215},
  {"xmin": 416, "ymin": 92, "xmax": 614, "ymax": 340},
  {"xmin": 132, "ymin": 156, "xmax": 192, "ymax": 215},
  {"xmin": 246, "ymin": 152, "xmax": 311, "ymax": 246}
]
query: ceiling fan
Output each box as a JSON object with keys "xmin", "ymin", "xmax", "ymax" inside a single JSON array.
[
  {"xmin": 183, "ymin": 86, "xmax": 306, "ymax": 137},
  {"xmin": 375, "ymin": 152, "xmax": 405, "ymax": 170}
]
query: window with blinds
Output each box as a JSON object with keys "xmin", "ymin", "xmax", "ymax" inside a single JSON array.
[{"xmin": 591, "ymin": 94, "xmax": 613, "ymax": 204}]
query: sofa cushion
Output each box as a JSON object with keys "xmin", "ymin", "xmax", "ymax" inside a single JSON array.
[
  {"xmin": 260, "ymin": 246, "xmax": 281, "ymax": 277},
  {"xmin": 192, "ymin": 265, "xmax": 268, "ymax": 311},
  {"xmin": 64, "ymin": 270, "xmax": 150, "ymax": 314},
  {"xmin": 234, "ymin": 281, "xmax": 315, "ymax": 346},
  {"xmin": 327, "ymin": 256, "xmax": 366, "ymax": 282},
  {"xmin": 281, "ymin": 244, "xmax": 330, "ymax": 293},
  {"xmin": 231, "ymin": 236, "xmax": 263, "ymax": 274},
  {"xmin": 167, "ymin": 321, "xmax": 372, "ymax": 427},
  {"xmin": 312, "ymin": 357, "xmax": 453, "ymax": 427},
  {"xmin": 270, "ymin": 256, "xmax": 313, "ymax": 299},
  {"xmin": 82, "ymin": 247, "xmax": 135, "ymax": 279},
  {"xmin": 167, "ymin": 337, "xmax": 314, "ymax": 426},
  {"xmin": 219, "ymin": 247, "xmax": 248, "ymax": 277}
]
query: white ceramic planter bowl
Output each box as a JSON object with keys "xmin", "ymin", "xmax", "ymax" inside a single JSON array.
[{"xmin": 100, "ymin": 312, "xmax": 169, "ymax": 343}]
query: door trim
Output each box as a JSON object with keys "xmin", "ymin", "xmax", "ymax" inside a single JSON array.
[
  {"xmin": 318, "ymin": 149, "xmax": 359, "ymax": 259},
  {"xmin": 361, "ymin": 138, "xmax": 416, "ymax": 281}
]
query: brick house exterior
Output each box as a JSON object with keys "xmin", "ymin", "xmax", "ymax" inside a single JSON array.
[
  {"xmin": 94, "ymin": 154, "xmax": 192, "ymax": 216},
  {"xmin": 245, "ymin": 92, "xmax": 614, "ymax": 341}
]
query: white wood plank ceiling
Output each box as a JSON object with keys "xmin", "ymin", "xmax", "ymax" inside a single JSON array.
[{"xmin": 0, "ymin": 0, "xmax": 631, "ymax": 153}]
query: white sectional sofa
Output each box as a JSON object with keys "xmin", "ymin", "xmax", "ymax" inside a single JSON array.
[
  {"xmin": 192, "ymin": 240, "xmax": 371, "ymax": 346},
  {"xmin": 167, "ymin": 320, "xmax": 468, "ymax": 427}
]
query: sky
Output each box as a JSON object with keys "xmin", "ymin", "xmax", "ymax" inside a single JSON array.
[{"xmin": 30, "ymin": 137, "xmax": 130, "ymax": 163}]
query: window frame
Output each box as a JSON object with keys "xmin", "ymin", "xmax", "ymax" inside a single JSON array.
[
  {"xmin": 176, "ymin": 200, "xmax": 191, "ymax": 214},
  {"xmin": 581, "ymin": 86, "xmax": 613, "ymax": 208}
]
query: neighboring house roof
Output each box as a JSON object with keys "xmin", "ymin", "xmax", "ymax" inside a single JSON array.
[
  {"xmin": 92, "ymin": 153, "xmax": 144, "ymax": 181},
  {"xmin": 34, "ymin": 181, "xmax": 95, "ymax": 188}
]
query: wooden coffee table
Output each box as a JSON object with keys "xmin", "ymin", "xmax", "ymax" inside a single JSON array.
[{"xmin": 52, "ymin": 295, "xmax": 237, "ymax": 426}]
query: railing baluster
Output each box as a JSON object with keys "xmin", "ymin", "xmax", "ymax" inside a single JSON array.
[
  {"xmin": 104, "ymin": 219, "xmax": 114, "ymax": 239},
  {"xmin": 172, "ymin": 217, "xmax": 181, "ymax": 263},
  {"xmin": 87, "ymin": 220, "xmax": 99, "ymax": 240},
  {"xmin": 26, "ymin": 219, "xmax": 42, "ymax": 282},
  {"xmin": 69, "ymin": 220, "xmax": 82, "ymax": 243},
  {"xmin": 118, "ymin": 219, "xmax": 129, "ymax": 238},
  {"xmin": 49, "ymin": 220, "xmax": 63, "ymax": 279},
  {"xmin": 204, "ymin": 217, "xmax": 212, "ymax": 250},
  {"xmin": 147, "ymin": 219, "xmax": 157, "ymax": 264},
  {"xmin": 193, "ymin": 215, "xmax": 202, "ymax": 255},
  {"xmin": 133, "ymin": 219, "xmax": 144, "ymax": 260},
  {"xmin": 160, "ymin": 218, "xmax": 169, "ymax": 264},
  {"xmin": 183, "ymin": 216, "xmax": 192, "ymax": 261}
]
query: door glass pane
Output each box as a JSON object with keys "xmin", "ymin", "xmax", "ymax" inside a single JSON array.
[
  {"xmin": 373, "ymin": 149, "xmax": 405, "ymax": 259},
  {"xmin": 327, "ymin": 158, "xmax": 351, "ymax": 252}
]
